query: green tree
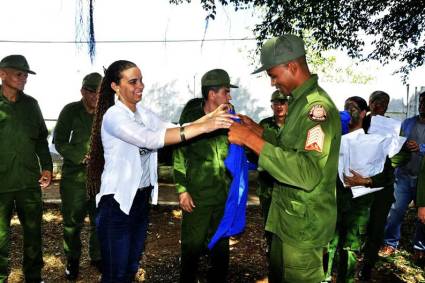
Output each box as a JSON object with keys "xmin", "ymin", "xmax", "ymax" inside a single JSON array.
[{"xmin": 170, "ymin": 0, "xmax": 425, "ymax": 79}]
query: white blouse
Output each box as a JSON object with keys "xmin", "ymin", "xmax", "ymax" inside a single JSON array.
[{"xmin": 96, "ymin": 100, "xmax": 176, "ymax": 214}]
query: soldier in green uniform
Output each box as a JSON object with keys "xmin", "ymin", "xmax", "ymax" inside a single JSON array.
[
  {"xmin": 228, "ymin": 35, "xmax": 341, "ymax": 283},
  {"xmin": 324, "ymin": 96, "xmax": 394, "ymax": 283},
  {"xmin": 53, "ymin": 72, "xmax": 102, "ymax": 280},
  {"xmin": 257, "ymin": 90, "xmax": 288, "ymax": 252},
  {"xmin": 357, "ymin": 91, "xmax": 395, "ymax": 281},
  {"xmin": 173, "ymin": 69, "xmax": 237, "ymax": 283},
  {"xmin": 0, "ymin": 55, "xmax": 53, "ymax": 283}
]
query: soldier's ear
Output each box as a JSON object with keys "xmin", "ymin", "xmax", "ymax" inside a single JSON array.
[{"xmin": 0, "ymin": 69, "xmax": 5, "ymax": 80}]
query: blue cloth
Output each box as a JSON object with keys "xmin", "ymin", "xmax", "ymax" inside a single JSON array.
[
  {"xmin": 339, "ymin": 110, "xmax": 351, "ymax": 135},
  {"xmin": 96, "ymin": 188, "xmax": 151, "ymax": 283},
  {"xmin": 208, "ymin": 112, "xmax": 256, "ymax": 250}
]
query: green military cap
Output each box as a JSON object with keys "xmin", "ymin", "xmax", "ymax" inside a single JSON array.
[
  {"xmin": 271, "ymin": 90, "xmax": 288, "ymax": 102},
  {"xmin": 201, "ymin": 69, "xmax": 238, "ymax": 88},
  {"xmin": 82, "ymin": 72, "xmax": 102, "ymax": 92},
  {"xmin": 252, "ymin": 34, "xmax": 306, "ymax": 74},
  {"xmin": 0, "ymin": 54, "xmax": 36, "ymax": 74}
]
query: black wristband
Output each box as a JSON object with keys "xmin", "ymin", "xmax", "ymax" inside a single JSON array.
[{"xmin": 180, "ymin": 126, "xmax": 186, "ymax": 142}]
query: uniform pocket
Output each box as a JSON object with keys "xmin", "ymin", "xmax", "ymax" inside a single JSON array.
[{"xmin": 284, "ymin": 200, "xmax": 306, "ymax": 218}]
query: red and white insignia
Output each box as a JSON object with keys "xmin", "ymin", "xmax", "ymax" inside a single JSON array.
[
  {"xmin": 305, "ymin": 125, "xmax": 325, "ymax": 153},
  {"xmin": 309, "ymin": 104, "xmax": 327, "ymax": 122}
]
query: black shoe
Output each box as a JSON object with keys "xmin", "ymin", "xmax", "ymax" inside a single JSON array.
[
  {"xmin": 358, "ymin": 262, "xmax": 372, "ymax": 281},
  {"xmin": 65, "ymin": 259, "xmax": 79, "ymax": 280},
  {"xmin": 90, "ymin": 259, "xmax": 103, "ymax": 273}
]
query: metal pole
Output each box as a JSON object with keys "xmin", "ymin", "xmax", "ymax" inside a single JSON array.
[
  {"xmin": 406, "ymin": 84, "xmax": 409, "ymax": 118},
  {"xmin": 194, "ymin": 75, "xmax": 196, "ymax": 97}
]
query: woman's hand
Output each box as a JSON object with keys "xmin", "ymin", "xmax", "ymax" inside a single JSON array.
[
  {"xmin": 196, "ymin": 104, "xmax": 233, "ymax": 123},
  {"xmin": 343, "ymin": 169, "xmax": 372, "ymax": 187},
  {"xmin": 202, "ymin": 114, "xmax": 234, "ymax": 133}
]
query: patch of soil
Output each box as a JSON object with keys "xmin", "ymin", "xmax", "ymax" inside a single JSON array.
[
  {"xmin": 8, "ymin": 204, "xmax": 268, "ymax": 283},
  {"xmin": 7, "ymin": 204, "xmax": 425, "ymax": 282}
]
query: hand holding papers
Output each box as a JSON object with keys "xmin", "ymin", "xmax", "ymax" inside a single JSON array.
[{"xmin": 339, "ymin": 115, "xmax": 404, "ymax": 198}]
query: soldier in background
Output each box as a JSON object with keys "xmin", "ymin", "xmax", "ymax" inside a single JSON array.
[
  {"xmin": 257, "ymin": 90, "xmax": 288, "ymax": 254},
  {"xmin": 174, "ymin": 69, "xmax": 237, "ymax": 283},
  {"xmin": 53, "ymin": 72, "xmax": 103, "ymax": 280},
  {"xmin": 0, "ymin": 54, "xmax": 52, "ymax": 283}
]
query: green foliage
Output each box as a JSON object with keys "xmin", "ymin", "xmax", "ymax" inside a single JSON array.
[{"xmin": 170, "ymin": 0, "xmax": 425, "ymax": 81}]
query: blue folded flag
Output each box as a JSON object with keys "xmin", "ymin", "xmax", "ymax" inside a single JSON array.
[
  {"xmin": 340, "ymin": 110, "xmax": 351, "ymax": 135},
  {"xmin": 208, "ymin": 111, "xmax": 256, "ymax": 250}
]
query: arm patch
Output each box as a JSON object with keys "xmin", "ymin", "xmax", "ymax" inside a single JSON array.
[
  {"xmin": 308, "ymin": 104, "xmax": 327, "ymax": 122},
  {"xmin": 305, "ymin": 125, "xmax": 325, "ymax": 153}
]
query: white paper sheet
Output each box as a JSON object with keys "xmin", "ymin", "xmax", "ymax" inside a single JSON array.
[
  {"xmin": 368, "ymin": 115, "xmax": 407, "ymax": 157},
  {"xmin": 338, "ymin": 129, "xmax": 388, "ymax": 198}
]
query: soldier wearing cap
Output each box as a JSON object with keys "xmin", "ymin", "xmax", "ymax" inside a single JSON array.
[
  {"xmin": 356, "ymin": 90, "xmax": 395, "ymax": 280},
  {"xmin": 53, "ymin": 72, "xmax": 102, "ymax": 280},
  {"xmin": 173, "ymin": 69, "xmax": 237, "ymax": 282},
  {"xmin": 0, "ymin": 55, "xmax": 53, "ymax": 283},
  {"xmin": 228, "ymin": 35, "xmax": 341, "ymax": 282},
  {"xmin": 257, "ymin": 90, "xmax": 288, "ymax": 253}
]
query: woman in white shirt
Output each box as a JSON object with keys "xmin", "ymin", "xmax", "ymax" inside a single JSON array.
[{"xmin": 86, "ymin": 60, "xmax": 234, "ymax": 283}]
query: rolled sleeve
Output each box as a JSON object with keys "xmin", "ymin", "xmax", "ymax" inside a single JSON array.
[{"xmin": 103, "ymin": 108, "xmax": 167, "ymax": 150}]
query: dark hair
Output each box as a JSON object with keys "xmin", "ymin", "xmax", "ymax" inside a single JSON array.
[
  {"xmin": 345, "ymin": 96, "xmax": 368, "ymax": 112},
  {"xmin": 419, "ymin": 91, "xmax": 425, "ymax": 99},
  {"xmin": 201, "ymin": 86, "xmax": 221, "ymax": 100},
  {"xmin": 369, "ymin": 90, "xmax": 390, "ymax": 103},
  {"xmin": 87, "ymin": 60, "xmax": 137, "ymax": 197}
]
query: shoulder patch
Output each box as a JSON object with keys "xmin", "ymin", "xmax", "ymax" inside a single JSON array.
[
  {"xmin": 305, "ymin": 125, "xmax": 324, "ymax": 153},
  {"xmin": 308, "ymin": 104, "xmax": 327, "ymax": 122}
]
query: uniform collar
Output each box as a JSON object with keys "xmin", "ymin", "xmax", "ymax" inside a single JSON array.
[
  {"xmin": 0, "ymin": 85, "xmax": 24, "ymax": 104},
  {"xmin": 290, "ymin": 74, "xmax": 318, "ymax": 102}
]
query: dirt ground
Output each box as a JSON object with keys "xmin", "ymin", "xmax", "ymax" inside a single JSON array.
[{"xmin": 5, "ymin": 170, "xmax": 425, "ymax": 282}]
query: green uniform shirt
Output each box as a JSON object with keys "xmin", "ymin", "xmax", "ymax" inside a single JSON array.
[
  {"xmin": 173, "ymin": 98, "xmax": 230, "ymax": 207},
  {"xmin": 257, "ymin": 116, "xmax": 281, "ymax": 198},
  {"xmin": 53, "ymin": 100, "xmax": 93, "ymax": 184},
  {"xmin": 0, "ymin": 86, "xmax": 52, "ymax": 193},
  {"xmin": 259, "ymin": 75, "xmax": 341, "ymax": 248}
]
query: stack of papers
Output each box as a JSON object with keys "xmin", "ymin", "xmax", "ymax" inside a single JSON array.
[{"xmin": 339, "ymin": 115, "xmax": 406, "ymax": 198}]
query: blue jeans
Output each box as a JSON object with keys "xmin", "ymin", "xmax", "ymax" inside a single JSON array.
[
  {"xmin": 96, "ymin": 188, "xmax": 151, "ymax": 283},
  {"xmin": 384, "ymin": 175, "xmax": 425, "ymax": 250}
]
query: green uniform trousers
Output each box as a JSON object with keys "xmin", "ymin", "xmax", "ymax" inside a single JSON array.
[
  {"xmin": 60, "ymin": 181, "xmax": 100, "ymax": 261},
  {"xmin": 180, "ymin": 205, "xmax": 229, "ymax": 283},
  {"xmin": 269, "ymin": 234, "xmax": 325, "ymax": 283},
  {"xmin": 326, "ymin": 196, "xmax": 371, "ymax": 283},
  {"xmin": 0, "ymin": 188, "xmax": 43, "ymax": 283},
  {"xmin": 259, "ymin": 194, "xmax": 273, "ymax": 253},
  {"xmin": 363, "ymin": 187, "xmax": 394, "ymax": 265}
]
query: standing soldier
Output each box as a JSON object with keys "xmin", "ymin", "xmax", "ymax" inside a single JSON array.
[
  {"xmin": 0, "ymin": 55, "xmax": 52, "ymax": 283},
  {"xmin": 228, "ymin": 35, "xmax": 341, "ymax": 283},
  {"xmin": 173, "ymin": 69, "xmax": 237, "ymax": 283},
  {"xmin": 53, "ymin": 72, "xmax": 102, "ymax": 280},
  {"xmin": 257, "ymin": 90, "xmax": 288, "ymax": 252}
]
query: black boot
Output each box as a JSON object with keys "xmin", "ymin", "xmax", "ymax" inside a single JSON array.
[
  {"xmin": 90, "ymin": 259, "xmax": 103, "ymax": 273},
  {"xmin": 65, "ymin": 258, "xmax": 79, "ymax": 280},
  {"xmin": 358, "ymin": 261, "xmax": 372, "ymax": 282}
]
